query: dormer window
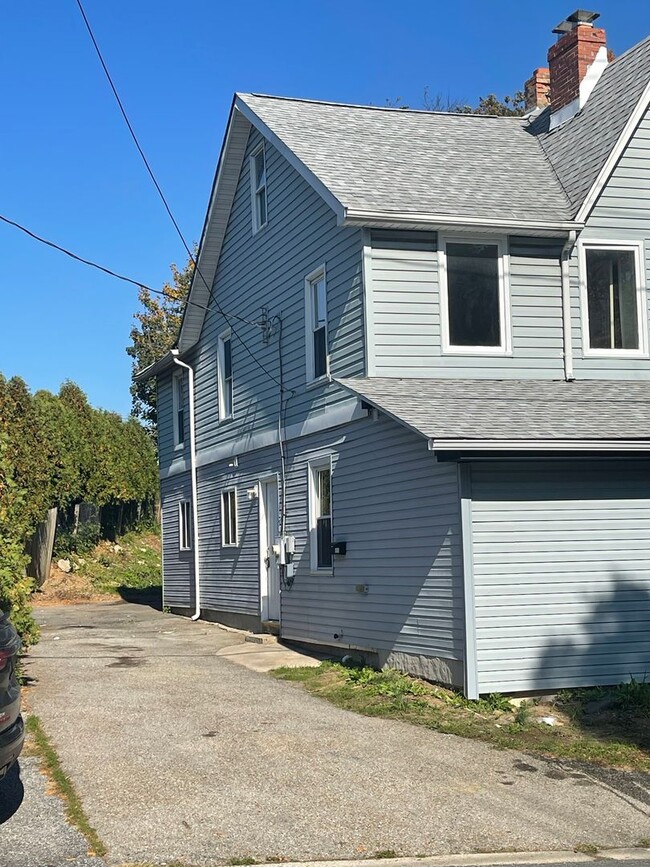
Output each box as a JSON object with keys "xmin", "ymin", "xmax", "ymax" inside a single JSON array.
[
  {"xmin": 250, "ymin": 144, "xmax": 267, "ymax": 233},
  {"xmin": 439, "ymin": 236, "xmax": 511, "ymax": 355},
  {"xmin": 580, "ymin": 241, "xmax": 647, "ymax": 357}
]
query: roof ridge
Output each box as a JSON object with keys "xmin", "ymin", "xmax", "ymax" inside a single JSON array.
[{"xmin": 239, "ymin": 91, "xmax": 525, "ymax": 121}]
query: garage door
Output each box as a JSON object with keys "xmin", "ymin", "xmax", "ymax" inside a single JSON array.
[{"xmin": 470, "ymin": 461, "xmax": 650, "ymax": 694}]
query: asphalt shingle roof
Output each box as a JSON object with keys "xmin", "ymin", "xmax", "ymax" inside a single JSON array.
[
  {"xmin": 238, "ymin": 94, "xmax": 573, "ymax": 223},
  {"xmin": 336, "ymin": 378, "xmax": 650, "ymax": 445},
  {"xmin": 531, "ymin": 35, "xmax": 650, "ymax": 213}
]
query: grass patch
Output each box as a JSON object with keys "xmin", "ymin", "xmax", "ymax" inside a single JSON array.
[
  {"xmin": 227, "ymin": 858, "xmax": 258, "ymax": 865},
  {"xmin": 374, "ymin": 850, "xmax": 399, "ymax": 859},
  {"xmin": 25, "ymin": 714, "xmax": 107, "ymax": 856},
  {"xmin": 272, "ymin": 662, "xmax": 650, "ymax": 772},
  {"xmin": 574, "ymin": 843, "xmax": 600, "ymax": 856}
]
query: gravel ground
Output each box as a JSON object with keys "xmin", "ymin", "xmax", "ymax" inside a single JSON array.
[
  {"xmin": 0, "ymin": 756, "xmax": 105, "ymax": 867},
  {"xmin": 25, "ymin": 602, "xmax": 650, "ymax": 867}
]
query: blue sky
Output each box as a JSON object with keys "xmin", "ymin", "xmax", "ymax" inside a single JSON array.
[{"xmin": 2, "ymin": 1, "xmax": 649, "ymax": 415}]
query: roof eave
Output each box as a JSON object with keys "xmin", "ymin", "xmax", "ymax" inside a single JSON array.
[
  {"xmin": 133, "ymin": 350, "xmax": 177, "ymax": 383},
  {"xmin": 342, "ymin": 209, "xmax": 583, "ymax": 236},
  {"xmin": 431, "ymin": 438, "xmax": 650, "ymax": 452}
]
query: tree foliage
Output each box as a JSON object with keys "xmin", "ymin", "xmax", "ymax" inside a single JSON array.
[
  {"xmin": 0, "ymin": 374, "xmax": 159, "ymax": 643},
  {"xmin": 388, "ymin": 88, "xmax": 526, "ymax": 117},
  {"xmin": 127, "ymin": 254, "xmax": 195, "ymax": 429}
]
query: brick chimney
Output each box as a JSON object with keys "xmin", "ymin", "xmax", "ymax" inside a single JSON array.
[
  {"xmin": 524, "ymin": 68, "xmax": 550, "ymax": 111},
  {"xmin": 548, "ymin": 10, "xmax": 608, "ymax": 129}
]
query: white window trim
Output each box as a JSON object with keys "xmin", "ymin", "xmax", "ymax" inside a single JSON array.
[
  {"xmin": 308, "ymin": 457, "xmax": 333, "ymax": 575},
  {"xmin": 304, "ymin": 264, "xmax": 330, "ymax": 384},
  {"xmin": 221, "ymin": 487, "xmax": 239, "ymax": 548},
  {"xmin": 178, "ymin": 500, "xmax": 192, "ymax": 551},
  {"xmin": 217, "ymin": 328, "xmax": 234, "ymax": 422},
  {"xmin": 250, "ymin": 142, "xmax": 268, "ymax": 235},
  {"xmin": 172, "ymin": 371, "xmax": 184, "ymax": 449},
  {"xmin": 438, "ymin": 234, "xmax": 512, "ymax": 356},
  {"xmin": 578, "ymin": 239, "xmax": 648, "ymax": 358}
]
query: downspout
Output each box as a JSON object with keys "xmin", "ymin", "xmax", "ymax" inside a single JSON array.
[
  {"xmin": 561, "ymin": 231, "xmax": 577, "ymax": 381},
  {"xmin": 171, "ymin": 350, "xmax": 201, "ymax": 621}
]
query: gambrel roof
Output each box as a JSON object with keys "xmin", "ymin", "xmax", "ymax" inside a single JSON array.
[{"xmin": 336, "ymin": 378, "xmax": 650, "ymax": 451}]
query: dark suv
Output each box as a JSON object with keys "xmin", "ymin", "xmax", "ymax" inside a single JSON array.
[{"xmin": 0, "ymin": 612, "xmax": 24, "ymax": 778}]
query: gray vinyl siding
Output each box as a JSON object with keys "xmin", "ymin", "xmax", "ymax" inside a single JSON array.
[
  {"xmin": 197, "ymin": 454, "xmax": 268, "ymax": 616},
  {"xmin": 183, "ymin": 415, "xmax": 464, "ymax": 664},
  {"xmin": 470, "ymin": 460, "xmax": 650, "ymax": 694},
  {"xmin": 157, "ymin": 371, "xmax": 189, "ymax": 477},
  {"xmin": 281, "ymin": 416, "xmax": 465, "ymax": 663},
  {"xmin": 160, "ymin": 471, "xmax": 194, "ymax": 609},
  {"xmin": 368, "ymin": 233, "xmax": 564, "ymax": 378},
  {"xmin": 571, "ymin": 107, "xmax": 650, "ymax": 379},
  {"xmin": 190, "ymin": 126, "xmax": 365, "ymax": 461}
]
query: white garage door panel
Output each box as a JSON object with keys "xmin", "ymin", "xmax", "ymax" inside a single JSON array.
[{"xmin": 471, "ymin": 461, "xmax": 650, "ymax": 694}]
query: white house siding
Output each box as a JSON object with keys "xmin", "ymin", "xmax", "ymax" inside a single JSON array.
[
  {"xmin": 571, "ymin": 107, "xmax": 650, "ymax": 379},
  {"xmin": 368, "ymin": 231, "xmax": 565, "ymax": 379},
  {"xmin": 189, "ymin": 125, "xmax": 365, "ymax": 463},
  {"xmin": 160, "ymin": 471, "xmax": 194, "ymax": 610},
  {"xmin": 469, "ymin": 460, "xmax": 650, "ymax": 694}
]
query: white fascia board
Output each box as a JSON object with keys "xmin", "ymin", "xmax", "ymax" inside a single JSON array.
[
  {"xmin": 432, "ymin": 438, "xmax": 650, "ymax": 452},
  {"xmin": 342, "ymin": 209, "xmax": 582, "ymax": 236},
  {"xmin": 576, "ymin": 77, "xmax": 650, "ymax": 224},
  {"xmin": 234, "ymin": 95, "xmax": 347, "ymax": 224}
]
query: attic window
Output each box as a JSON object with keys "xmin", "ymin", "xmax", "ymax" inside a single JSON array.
[{"xmin": 250, "ymin": 144, "xmax": 267, "ymax": 233}]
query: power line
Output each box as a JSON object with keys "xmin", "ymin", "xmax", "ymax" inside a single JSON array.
[
  {"xmin": 0, "ymin": 213, "xmax": 259, "ymax": 327},
  {"xmin": 75, "ymin": 0, "xmax": 285, "ymax": 391}
]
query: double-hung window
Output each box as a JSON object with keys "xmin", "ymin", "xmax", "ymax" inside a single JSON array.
[
  {"xmin": 580, "ymin": 242, "xmax": 647, "ymax": 356},
  {"xmin": 305, "ymin": 266, "xmax": 328, "ymax": 381},
  {"xmin": 439, "ymin": 237, "xmax": 511, "ymax": 354},
  {"xmin": 218, "ymin": 329, "xmax": 233, "ymax": 420},
  {"xmin": 221, "ymin": 488, "xmax": 238, "ymax": 547},
  {"xmin": 309, "ymin": 461, "xmax": 332, "ymax": 571},
  {"xmin": 179, "ymin": 500, "xmax": 192, "ymax": 551},
  {"xmin": 172, "ymin": 372, "xmax": 185, "ymax": 447},
  {"xmin": 250, "ymin": 144, "xmax": 267, "ymax": 233}
]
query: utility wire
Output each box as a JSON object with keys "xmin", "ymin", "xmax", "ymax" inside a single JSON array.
[
  {"xmin": 0, "ymin": 213, "xmax": 260, "ymax": 327},
  {"xmin": 75, "ymin": 0, "xmax": 285, "ymax": 391}
]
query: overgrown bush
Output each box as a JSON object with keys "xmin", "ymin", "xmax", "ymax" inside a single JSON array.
[{"xmin": 0, "ymin": 436, "xmax": 39, "ymax": 645}]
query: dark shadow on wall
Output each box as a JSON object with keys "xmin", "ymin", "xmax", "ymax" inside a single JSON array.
[
  {"xmin": 537, "ymin": 575, "xmax": 650, "ymax": 752},
  {"xmin": 0, "ymin": 761, "xmax": 24, "ymax": 823}
]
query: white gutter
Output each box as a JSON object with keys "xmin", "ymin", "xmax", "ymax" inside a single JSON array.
[
  {"xmin": 561, "ymin": 230, "xmax": 578, "ymax": 381},
  {"xmin": 342, "ymin": 209, "xmax": 583, "ymax": 235},
  {"xmin": 171, "ymin": 350, "xmax": 201, "ymax": 621},
  {"xmin": 429, "ymin": 438, "xmax": 650, "ymax": 452}
]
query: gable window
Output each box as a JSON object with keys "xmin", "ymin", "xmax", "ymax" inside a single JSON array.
[
  {"xmin": 439, "ymin": 237, "xmax": 511, "ymax": 354},
  {"xmin": 172, "ymin": 372, "xmax": 185, "ymax": 447},
  {"xmin": 250, "ymin": 144, "xmax": 267, "ymax": 233},
  {"xmin": 217, "ymin": 329, "xmax": 233, "ymax": 420},
  {"xmin": 309, "ymin": 461, "xmax": 332, "ymax": 571},
  {"xmin": 221, "ymin": 488, "xmax": 238, "ymax": 547},
  {"xmin": 179, "ymin": 500, "xmax": 192, "ymax": 551},
  {"xmin": 305, "ymin": 266, "xmax": 328, "ymax": 381},
  {"xmin": 581, "ymin": 242, "xmax": 647, "ymax": 355}
]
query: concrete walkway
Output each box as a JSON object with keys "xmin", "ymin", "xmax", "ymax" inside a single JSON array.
[{"xmin": 25, "ymin": 602, "xmax": 650, "ymax": 867}]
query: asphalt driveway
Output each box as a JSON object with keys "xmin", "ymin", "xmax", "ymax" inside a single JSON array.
[{"xmin": 25, "ymin": 601, "xmax": 650, "ymax": 866}]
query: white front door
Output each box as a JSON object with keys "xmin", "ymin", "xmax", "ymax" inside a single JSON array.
[{"xmin": 260, "ymin": 478, "xmax": 280, "ymax": 621}]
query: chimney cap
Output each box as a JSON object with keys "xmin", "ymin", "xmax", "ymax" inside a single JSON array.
[{"xmin": 552, "ymin": 9, "xmax": 600, "ymax": 34}]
